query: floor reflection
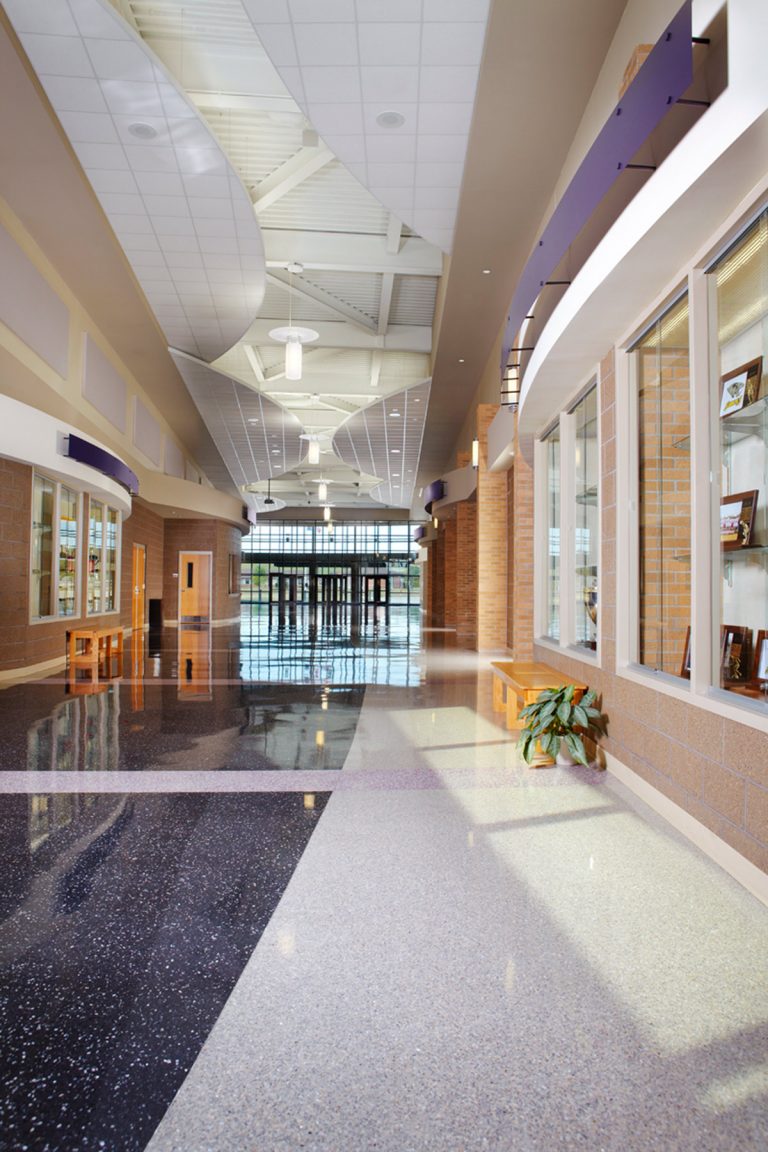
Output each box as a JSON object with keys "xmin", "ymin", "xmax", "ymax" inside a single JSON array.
[
  {"xmin": 0, "ymin": 609, "xmax": 420, "ymax": 773},
  {"xmin": 0, "ymin": 791, "xmax": 329, "ymax": 1150}
]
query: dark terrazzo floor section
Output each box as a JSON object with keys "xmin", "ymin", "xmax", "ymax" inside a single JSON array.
[{"xmin": 0, "ymin": 791, "xmax": 330, "ymax": 1152}]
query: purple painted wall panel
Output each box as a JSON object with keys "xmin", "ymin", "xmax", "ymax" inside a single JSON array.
[{"xmin": 501, "ymin": 1, "xmax": 693, "ymax": 376}]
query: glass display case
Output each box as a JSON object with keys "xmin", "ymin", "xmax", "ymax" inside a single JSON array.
[{"xmin": 712, "ymin": 211, "xmax": 768, "ymax": 701}]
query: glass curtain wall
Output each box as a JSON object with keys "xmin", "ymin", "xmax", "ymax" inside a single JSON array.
[
  {"xmin": 632, "ymin": 294, "xmax": 691, "ymax": 675},
  {"xmin": 58, "ymin": 487, "xmax": 79, "ymax": 617},
  {"xmin": 31, "ymin": 475, "xmax": 55, "ymax": 619},
  {"xmin": 711, "ymin": 211, "xmax": 768, "ymax": 700}
]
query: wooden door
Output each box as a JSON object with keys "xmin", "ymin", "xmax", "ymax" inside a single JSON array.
[
  {"xmin": 132, "ymin": 544, "xmax": 146, "ymax": 632},
  {"xmin": 179, "ymin": 551, "xmax": 212, "ymax": 623}
]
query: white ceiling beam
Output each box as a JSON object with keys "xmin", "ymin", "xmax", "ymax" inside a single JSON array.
[
  {"xmin": 370, "ymin": 349, "xmax": 383, "ymax": 392},
  {"xmin": 267, "ymin": 271, "xmax": 378, "ymax": 335},
  {"xmin": 262, "ymin": 229, "xmax": 442, "ymax": 277},
  {"xmin": 252, "ymin": 146, "xmax": 334, "ymax": 214},
  {"xmin": 378, "ymin": 274, "xmax": 394, "ymax": 337},
  {"xmin": 243, "ymin": 344, "xmax": 265, "ymax": 383},
  {"xmin": 386, "ymin": 214, "xmax": 403, "ymax": 255},
  {"xmin": 245, "ymin": 319, "xmax": 432, "ymax": 353}
]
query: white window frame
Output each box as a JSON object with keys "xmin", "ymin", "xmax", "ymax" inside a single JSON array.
[{"xmin": 30, "ymin": 472, "xmax": 82, "ymax": 623}]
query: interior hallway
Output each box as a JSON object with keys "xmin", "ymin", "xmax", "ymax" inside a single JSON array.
[{"xmin": 1, "ymin": 620, "xmax": 768, "ymax": 1150}]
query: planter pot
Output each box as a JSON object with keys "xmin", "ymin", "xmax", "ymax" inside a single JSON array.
[
  {"xmin": 556, "ymin": 741, "xmax": 578, "ymax": 766},
  {"xmin": 528, "ymin": 738, "xmax": 555, "ymax": 768}
]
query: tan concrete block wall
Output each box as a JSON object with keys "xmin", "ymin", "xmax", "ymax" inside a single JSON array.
[
  {"xmin": 456, "ymin": 498, "xmax": 477, "ymax": 645},
  {"xmin": 535, "ymin": 348, "xmax": 768, "ymax": 878},
  {"xmin": 476, "ymin": 404, "xmax": 507, "ymax": 650},
  {"xmin": 508, "ymin": 440, "xmax": 534, "ymax": 658},
  {"xmin": 0, "ymin": 459, "xmax": 32, "ymax": 672}
]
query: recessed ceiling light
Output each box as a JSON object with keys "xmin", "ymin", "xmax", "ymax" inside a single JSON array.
[
  {"xmin": 482, "ymin": 268, "xmax": 491, "ymax": 275},
  {"xmin": 128, "ymin": 122, "xmax": 157, "ymax": 140},
  {"xmin": 458, "ymin": 358, "xmax": 465, "ymax": 363},
  {"xmin": 271, "ymin": 449, "xmax": 280, "ymax": 454},
  {"xmin": 389, "ymin": 411, "xmax": 401, "ymax": 417},
  {"xmin": 376, "ymin": 110, "xmax": 406, "ymax": 129},
  {"xmin": 391, "ymin": 448, "xmax": 400, "ymax": 454},
  {"xmin": 413, "ymin": 398, "xmax": 421, "ymax": 402},
  {"xmin": 248, "ymin": 418, "xmax": 259, "ymax": 424},
  {"xmin": 392, "ymin": 473, "xmax": 400, "ymax": 477}
]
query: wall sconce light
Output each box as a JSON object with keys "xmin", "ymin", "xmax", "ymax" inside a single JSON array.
[
  {"xmin": 472, "ymin": 438, "xmax": 480, "ymax": 469},
  {"xmin": 433, "ymin": 516, "xmax": 438, "ymax": 530}
]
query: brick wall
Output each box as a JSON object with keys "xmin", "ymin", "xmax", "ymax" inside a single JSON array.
[
  {"xmin": 0, "ymin": 459, "xmax": 31, "ymax": 673},
  {"xmin": 535, "ymin": 349, "xmax": 768, "ymax": 878},
  {"xmin": 120, "ymin": 499, "xmax": 165, "ymax": 628},
  {"xmin": 443, "ymin": 516, "xmax": 457, "ymax": 629},
  {"xmin": 508, "ymin": 434, "xmax": 534, "ymax": 658},
  {"xmin": 163, "ymin": 518, "xmax": 242, "ymax": 625},
  {"xmin": 455, "ymin": 496, "xmax": 477, "ymax": 645},
  {"xmin": 638, "ymin": 347, "xmax": 691, "ymax": 673},
  {"xmin": 476, "ymin": 404, "xmax": 508, "ymax": 650}
]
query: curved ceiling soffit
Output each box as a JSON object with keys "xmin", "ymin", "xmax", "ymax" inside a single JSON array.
[
  {"xmin": 332, "ymin": 378, "xmax": 431, "ymax": 509},
  {"xmin": 170, "ymin": 350, "xmax": 307, "ymax": 488},
  {"xmin": 243, "ymin": 492, "xmax": 287, "ymax": 515},
  {"xmin": 241, "ymin": 1, "xmax": 491, "ymax": 255},
  {"xmin": 5, "ymin": 0, "xmax": 266, "ymax": 364}
]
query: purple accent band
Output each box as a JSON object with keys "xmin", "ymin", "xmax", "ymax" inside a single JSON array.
[
  {"xmin": 500, "ymin": 0, "xmax": 693, "ymax": 377},
  {"xmin": 65, "ymin": 433, "xmax": 139, "ymax": 496},
  {"xmin": 414, "ymin": 525, "xmax": 426, "ymax": 542},
  {"xmin": 423, "ymin": 479, "xmax": 445, "ymax": 509}
]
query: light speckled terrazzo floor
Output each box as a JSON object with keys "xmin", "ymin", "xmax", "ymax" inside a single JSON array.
[{"xmin": 3, "ymin": 619, "xmax": 768, "ymax": 1150}]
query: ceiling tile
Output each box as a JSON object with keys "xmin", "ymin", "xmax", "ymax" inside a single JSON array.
[
  {"xmin": 194, "ymin": 218, "xmax": 237, "ymax": 237},
  {"xmin": 417, "ymin": 102, "xmax": 473, "ymax": 135},
  {"xmin": 89, "ymin": 169, "xmax": 140, "ymax": 194},
  {"xmin": 113, "ymin": 114, "xmax": 169, "ymax": 145},
  {"xmin": 69, "ymin": 0, "xmax": 132, "ymax": 39},
  {"xmin": 419, "ymin": 65, "xmax": 478, "ymax": 103},
  {"xmin": 242, "ymin": 0, "xmax": 291, "ymax": 23},
  {"xmin": 360, "ymin": 66, "xmax": 419, "ymax": 104},
  {"xmin": 20, "ymin": 34, "xmax": 94, "ymax": 78},
  {"xmin": 109, "ymin": 212, "xmax": 154, "ymax": 235},
  {"xmin": 415, "ymin": 134, "xmax": 468, "ymax": 162},
  {"xmin": 358, "ymin": 23, "xmax": 420, "ymax": 66},
  {"xmin": 168, "ymin": 118, "xmax": 217, "ymax": 149},
  {"xmin": 124, "ymin": 145, "xmax": 179, "ymax": 172},
  {"xmin": 367, "ymin": 162, "xmax": 416, "ymax": 187},
  {"xmin": 301, "ymin": 67, "xmax": 361, "ymax": 104},
  {"xmin": 412, "ymin": 206, "xmax": 456, "ymax": 229},
  {"xmin": 294, "ymin": 23, "xmax": 357, "ymax": 66},
  {"xmin": 121, "ymin": 235, "xmax": 161, "ymax": 254},
  {"xmin": 256, "ymin": 24, "xmax": 299, "ymax": 66},
  {"xmin": 183, "ymin": 174, "xmax": 231, "ymax": 198},
  {"xmin": 317, "ymin": 134, "xmax": 367, "ymax": 162},
  {"xmin": 100, "ymin": 78, "xmax": 164, "ymax": 116},
  {"xmin": 58, "ymin": 109, "xmax": 119, "ymax": 143},
  {"xmin": 365, "ymin": 134, "xmax": 417, "ymax": 162},
  {"xmin": 414, "ymin": 186, "xmax": 459, "ymax": 210},
  {"xmin": 86, "ymin": 39, "xmax": 156, "ymax": 83},
  {"xmin": 165, "ymin": 253, "xmax": 206, "ymax": 270},
  {"xmin": 154, "ymin": 216, "xmax": 197, "ymax": 236},
  {"xmin": 135, "ymin": 171, "xmax": 185, "ymax": 196},
  {"xmin": 39, "ymin": 75, "xmax": 107, "ymax": 113},
  {"xmin": 97, "ymin": 191, "xmax": 146, "ymax": 215},
  {"xmin": 415, "ymin": 161, "xmax": 463, "ymax": 187},
  {"xmin": 175, "ymin": 148, "xmax": 228, "ymax": 175},
  {"xmin": 158, "ymin": 84, "xmax": 197, "ymax": 120},
  {"xmin": 289, "ymin": 0, "xmax": 355, "ymax": 20},
  {"xmin": 354, "ymin": 0, "xmax": 421, "ymax": 20},
  {"xmin": 420, "ymin": 22, "xmax": 486, "ymax": 66},
  {"xmin": 158, "ymin": 236, "xmax": 202, "ymax": 254},
  {"xmin": 142, "ymin": 193, "xmax": 191, "ymax": 217},
  {"xmin": 2, "ymin": 0, "xmax": 78, "ymax": 35},
  {"xmin": 362, "ymin": 104, "xmax": 418, "ymax": 133},
  {"xmin": 307, "ymin": 103, "xmax": 365, "ymax": 136},
  {"xmin": 423, "ymin": 0, "xmax": 490, "ymax": 19},
  {"xmin": 369, "ymin": 186, "xmax": 414, "ymax": 212}
]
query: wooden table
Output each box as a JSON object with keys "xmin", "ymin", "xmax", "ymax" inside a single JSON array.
[{"xmin": 491, "ymin": 660, "xmax": 587, "ymax": 731}]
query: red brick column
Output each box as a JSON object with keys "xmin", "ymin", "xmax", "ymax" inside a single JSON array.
[{"xmin": 443, "ymin": 516, "xmax": 457, "ymax": 629}]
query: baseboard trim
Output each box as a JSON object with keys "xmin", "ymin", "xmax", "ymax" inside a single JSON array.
[
  {"xmin": 605, "ymin": 751, "xmax": 768, "ymax": 908},
  {"xmin": 0, "ymin": 655, "xmax": 66, "ymax": 683}
]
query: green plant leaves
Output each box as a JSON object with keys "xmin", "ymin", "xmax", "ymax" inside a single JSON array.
[
  {"xmin": 517, "ymin": 682, "xmax": 605, "ymax": 768},
  {"xmin": 563, "ymin": 732, "xmax": 589, "ymax": 766}
]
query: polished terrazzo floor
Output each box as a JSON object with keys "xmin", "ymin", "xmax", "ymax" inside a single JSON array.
[{"xmin": 1, "ymin": 608, "xmax": 768, "ymax": 1150}]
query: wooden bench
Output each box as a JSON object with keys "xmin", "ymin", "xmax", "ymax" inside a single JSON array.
[
  {"xmin": 491, "ymin": 661, "xmax": 587, "ymax": 731},
  {"xmin": 68, "ymin": 625, "xmax": 124, "ymax": 667}
]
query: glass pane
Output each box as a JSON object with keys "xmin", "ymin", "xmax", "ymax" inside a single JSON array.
[
  {"xmin": 713, "ymin": 212, "xmax": 768, "ymax": 702},
  {"xmin": 634, "ymin": 295, "xmax": 690, "ymax": 674},
  {"xmin": 87, "ymin": 500, "xmax": 103, "ymax": 615},
  {"xmin": 58, "ymin": 487, "xmax": 78, "ymax": 618},
  {"xmin": 32, "ymin": 475, "xmax": 54, "ymax": 619},
  {"xmin": 545, "ymin": 426, "xmax": 561, "ymax": 640},
  {"xmin": 104, "ymin": 508, "xmax": 118, "ymax": 611},
  {"xmin": 573, "ymin": 387, "xmax": 598, "ymax": 649}
]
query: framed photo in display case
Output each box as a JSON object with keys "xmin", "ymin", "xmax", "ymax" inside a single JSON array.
[
  {"xmin": 719, "ymin": 357, "xmax": 763, "ymax": 416},
  {"xmin": 753, "ymin": 631, "xmax": 768, "ymax": 684},
  {"xmin": 721, "ymin": 625, "xmax": 752, "ymax": 683},
  {"xmin": 720, "ymin": 490, "xmax": 758, "ymax": 550}
]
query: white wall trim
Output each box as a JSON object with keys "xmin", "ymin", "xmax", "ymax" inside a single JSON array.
[{"xmin": 605, "ymin": 750, "xmax": 768, "ymax": 908}]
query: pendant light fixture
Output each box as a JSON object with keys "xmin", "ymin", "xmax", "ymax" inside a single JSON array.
[
  {"xmin": 317, "ymin": 480, "xmax": 328, "ymax": 503},
  {"xmin": 268, "ymin": 263, "xmax": 318, "ymax": 381},
  {"xmin": 300, "ymin": 433, "xmax": 322, "ymax": 465},
  {"xmin": 323, "ymin": 504, "xmax": 331, "ymax": 522}
]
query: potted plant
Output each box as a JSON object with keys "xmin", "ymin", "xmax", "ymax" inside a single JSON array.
[{"xmin": 518, "ymin": 684, "xmax": 604, "ymax": 767}]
